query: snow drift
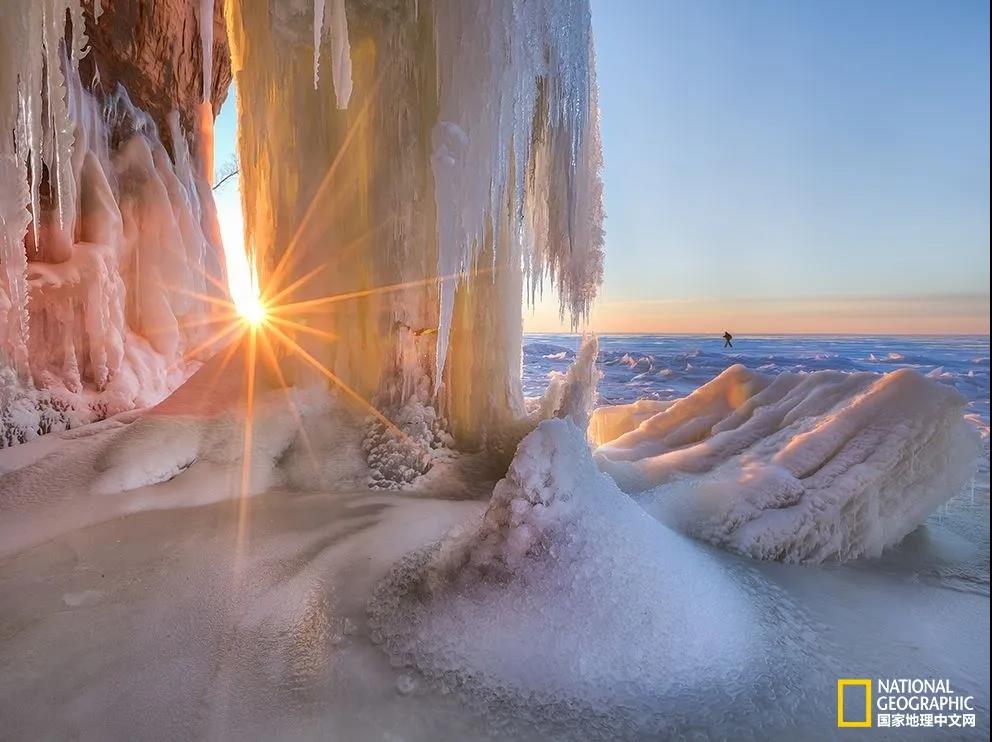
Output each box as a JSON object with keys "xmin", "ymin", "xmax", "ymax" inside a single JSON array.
[
  {"xmin": 594, "ymin": 364, "xmax": 980, "ymax": 562},
  {"xmin": 0, "ymin": 339, "xmax": 368, "ymax": 557}
]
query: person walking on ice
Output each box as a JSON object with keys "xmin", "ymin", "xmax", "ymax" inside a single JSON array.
[{"xmin": 723, "ymin": 331, "xmax": 733, "ymax": 348}]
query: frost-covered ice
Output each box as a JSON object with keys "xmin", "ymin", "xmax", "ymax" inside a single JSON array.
[
  {"xmin": 369, "ymin": 418, "xmax": 763, "ymax": 711},
  {"xmin": 365, "ymin": 341, "xmax": 989, "ymax": 737}
]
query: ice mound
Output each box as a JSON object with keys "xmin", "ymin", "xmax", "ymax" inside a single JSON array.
[
  {"xmin": 595, "ymin": 364, "xmax": 981, "ymax": 562},
  {"xmin": 368, "ymin": 416, "xmax": 768, "ymax": 723}
]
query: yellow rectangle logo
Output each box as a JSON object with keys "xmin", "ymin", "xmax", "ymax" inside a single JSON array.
[{"xmin": 837, "ymin": 678, "xmax": 873, "ymax": 727}]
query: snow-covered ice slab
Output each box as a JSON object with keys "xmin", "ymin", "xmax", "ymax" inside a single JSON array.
[{"xmin": 593, "ymin": 364, "xmax": 981, "ymax": 562}]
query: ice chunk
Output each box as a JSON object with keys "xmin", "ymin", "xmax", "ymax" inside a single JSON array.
[
  {"xmin": 595, "ymin": 365, "xmax": 981, "ymax": 562},
  {"xmin": 588, "ymin": 398, "xmax": 673, "ymax": 447}
]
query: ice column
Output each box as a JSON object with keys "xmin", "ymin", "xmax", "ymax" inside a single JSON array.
[{"xmin": 226, "ymin": 0, "xmax": 603, "ymax": 448}]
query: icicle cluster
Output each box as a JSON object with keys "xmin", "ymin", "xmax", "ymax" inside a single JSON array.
[
  {"xmin": 1, "ymin": 0, "xmax": 227, "ymax": 446},
  {"xmin": 431, "ymin": 0, "xmax": 605, "ymax": 384},
  {"xmin": 1, "ymin": 0, "xmax": 90, "ymax": 377}
]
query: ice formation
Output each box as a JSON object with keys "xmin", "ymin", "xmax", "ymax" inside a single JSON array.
[
  {"xmin": 0, "ymin": 0, "xmax": 227, "ymax": 446},
  {"xmin": 430, "ymin": 0, "xmax": 605, "ymax": 387},
  {"xmin": 595, "ymin": 364, "xmax": 981, "ymax": 562},
  {"xmin": 226, "ymin": 0, "xmax": 604, "ymax": 453},
  {"xmin": 369, "ymin": 415, "xmax": 764, "ymax": 711},
  {"xmin": 368, "ymin": 361, "xmax": 761, "ymax": 721}
]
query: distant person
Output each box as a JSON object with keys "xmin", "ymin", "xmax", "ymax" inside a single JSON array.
[{"xmin": 723, "ymin": 331, "xmax": 733, "ymax": 348}]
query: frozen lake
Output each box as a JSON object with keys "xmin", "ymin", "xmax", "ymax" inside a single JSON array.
[
  {"xmin": 0, "ymin": 334, "xmax": 987, "ymax": 739},
  {"xmin": 525, "ymin": 333, "xmax": 990, "ymax": 424}
]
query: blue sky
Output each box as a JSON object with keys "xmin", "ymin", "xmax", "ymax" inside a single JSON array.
[
  {"xmin": 578, "ymin": 0, "xmax": 990, "ymax": 333},
  {"xmin": 215, "ymin": 0, "xmax": 990, "ymax": 334}
]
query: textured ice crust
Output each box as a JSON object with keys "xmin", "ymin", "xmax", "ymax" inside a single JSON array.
[{"xmin": 594, "ymin": 364, "xmax": 981, "ymax": 563}]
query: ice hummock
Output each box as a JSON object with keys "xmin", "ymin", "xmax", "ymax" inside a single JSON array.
[
  {"xmin": 593, "ymin": 364, "xmax": 981, "ymax": 562},
  {"xmin": 369, "ymin": 416, "xmax": 763, "ymax": 714}
]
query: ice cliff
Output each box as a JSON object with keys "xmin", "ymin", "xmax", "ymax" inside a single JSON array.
[{"xmin": 1, "ymin": 0, "xmax": 229, "ymax": 446}]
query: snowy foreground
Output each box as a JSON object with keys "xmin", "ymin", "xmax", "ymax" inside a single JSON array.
[{"xmin": 1, "ymin": 336, "xmax": 989, "ymax": 740}]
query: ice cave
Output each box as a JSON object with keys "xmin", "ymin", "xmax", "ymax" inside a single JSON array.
[{"xmin": 0, "ymin": 1, "xmax": 988, "ymax": 739}]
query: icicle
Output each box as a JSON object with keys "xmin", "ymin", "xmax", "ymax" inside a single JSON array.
[
  {"xmin": 327, "ymin": 0, "xmax": 352, "ymax": 109},
  {"xmin": 430, "ymin": 0, "xmax": 604, "ymax": 389},
  {"xmin": 311, "ymin": 0, "xmax": 351, "ymax": 106},
  {"xmin": 1, "ymin": 0, "xmax": 90, "ymax": 371},
  {"xmin": 2, "ymin": 0, "xmax": 228, "ymax": 442},
  {"xmin": 313, "ymin": 0, "xmax": 326, "ymax": 90}
]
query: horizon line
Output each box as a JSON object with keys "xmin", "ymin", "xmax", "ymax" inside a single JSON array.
[{"xmin": 522, "ymin": 330, "xmax": 991, "ymax": 338}]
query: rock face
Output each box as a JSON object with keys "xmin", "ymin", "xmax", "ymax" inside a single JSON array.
[{"xmin": 79, "ymin": 0, "xmax": 232, "ymax": 152}]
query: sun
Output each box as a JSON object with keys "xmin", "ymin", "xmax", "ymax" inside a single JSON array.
[
  {"xmin": 224, "ymin": 233, "xmax": 266, "ymax": 326},
  {"xmin": 236, "ymin": 289, "xmax": 267, "ymax": 326}
]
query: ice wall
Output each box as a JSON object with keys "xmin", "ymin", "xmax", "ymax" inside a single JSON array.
[
  {"xmin": 225, "ymin": 0, "xmax": 604, "ymax": 450},
  {"xmin": 1, "ymin": 1, "xmax": 227, "ymax": 446}
]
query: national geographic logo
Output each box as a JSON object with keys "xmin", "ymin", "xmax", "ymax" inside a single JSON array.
[
  {"xmin": 837, "ymin": 678, "xmax": 978, "ymax": 730},
  {"xmin": 837, "ymin": 679, "xmax": 872, "ymax": 728}
]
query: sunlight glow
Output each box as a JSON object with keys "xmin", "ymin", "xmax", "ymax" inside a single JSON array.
[{"xmin": 227, "ymin": 244, "xmax": 266, "ymax": 326}]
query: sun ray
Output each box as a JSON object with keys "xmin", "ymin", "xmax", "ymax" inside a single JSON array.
[
  {"xmin": 235, "ymin": 324, "xmax": 259, "ymax": 562},
  {"xmin": 264, "ymin": 320, "xmax": 413, "ymax": 445},
  {"xmin": 257, "ymin": 327, "xmax": 320, "ymax": 476},
  {"xmin": 267, "ymin": 270, "xmax": 487, "ymax": 316},
  {"xmin": 265, "ymin": 314, "xmax": 337, "ymax": 342},
  {"xmin": 168, "ymin": 285, "xmax": 242, "ymax": 312},
  {"xmin": 263, "ymin": 220, "xmax": 390, "ymax": 310},
  {"xmin": 201, "ymin": 267, "xmax": 234, "ymax": 298},
  {"xmin": 179, "ymin": 312, "xmax": 240, "ymax": 330},
  {"xmin": 212, "ymin": 330, "xmax": 245, "ymax": 382},
  {"xmin": 261, "ymin": 262, "xmax": 327, "ymax": 306},
  {"xmin": 177, "ymin": 320, "xmax": 245, "ymax": 367},
  {"xmin": 264, "ymin": 71, "xmax": 386, "ymax": 297}
]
